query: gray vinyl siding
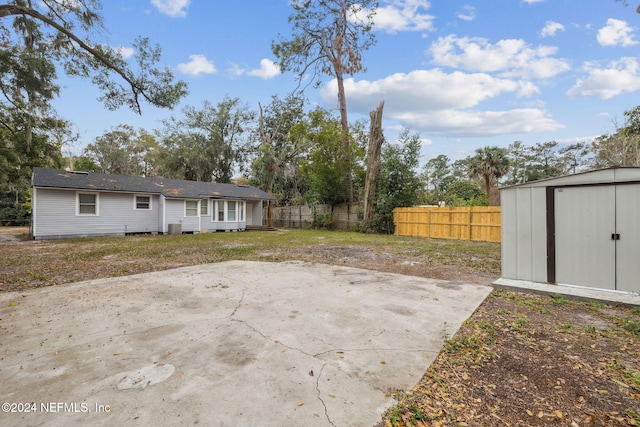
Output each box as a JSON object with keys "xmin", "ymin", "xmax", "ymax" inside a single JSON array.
[
  {"xmin": 248, "ymin": 201, "xmax": 263, "ymax": 226},
  {"xmin": 33, "ymin": 189, "xmax": 160, "ymax": 239},
  {"xmin": 164, "ymin": 199, "xmax": 200, "ymax": 233}
]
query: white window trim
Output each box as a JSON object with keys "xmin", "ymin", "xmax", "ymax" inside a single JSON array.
[
  {"xmin": 211, "ymin": 200, "xmax": 246, "ymax": 222},
  {"xmin": 185, "ymin": 200, "xmax": 199, "ymax": 217},
  {"xmin": 214, "ymin": 200, "xmax": 225, "ymax": 222},
  {"xmin": 77, "ymin": 192, "xmax": 99, "ymax": 216},
  {"xmin": 228, "ymin": 200, "xmax": 237, "ymax": 222},
  {"xmin": 134, "ymin": 194, "xmax": 152, "ymax": 210}
]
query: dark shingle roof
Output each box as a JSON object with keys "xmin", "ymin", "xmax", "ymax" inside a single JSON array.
[{"xmin": 32, "ymin": 168, "xmax": 276, "ymax": 201}]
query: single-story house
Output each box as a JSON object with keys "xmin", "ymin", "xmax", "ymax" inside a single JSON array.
[
  {"xmin": 497, "ymin": 167, "xmax": 640, "ymax": 294},
  {"xmin": 31, "ymin": 167, "xmax": 276, "ymax": 239}
]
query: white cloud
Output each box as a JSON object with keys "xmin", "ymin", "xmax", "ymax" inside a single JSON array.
[
  {"xmin": 226, "ymin": 63, "xmax": 245, "ymax": 78},
  {"xmin": 115, "ymin": 46, "xmax": 135, "ymax": 58},
  {"xmin": 151, "ymin": 0, "xmax": 190, "ymax": 18},
  {"xmin": 319, "ymin": 69, "xmax": 563, "ymax": 137},
  {"xmin": 246, "ymin": 59, "xmax": 281, "ymax": 80},
  {"xmin": 522, "ymin": 0, "xmax": 544, "ymax": 3},
  {"xmin": 373, "ymin": 0, "xmax": 434, "ymax": 34},
  {"xmin": 177, "ymin": 55, "xmax": 216, "ymax": 76},
  {"xmin": 456, "ymin": 5, "xmax": 475, "ymax": 22},
  {"xmin": 597, "ymin": 18, "xmax": 637, "ymax": 46},
  {"xmin": 394, "ymin": 109, "xmax": 562, "ymax": 137},
  {"xmin": 227, "ymin": 59, "xmax": 281, "ymax": 80},
  {"xmin": 429, "ymin": 35, "xmax": 570, "ymax": 79},
  {"xmin": 540, "ymin": 21, "xmax": 565, "ymax": 38},
  {"xmin": 567, "ymin": 57, "xmax": 640, "ymax": 99},
  {"xmin": 322, "ymin": 69, "xmax": 520, "ymax": 111}
]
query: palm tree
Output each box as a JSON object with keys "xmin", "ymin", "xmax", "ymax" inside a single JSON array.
[{"xmin": 468, "ymin": 146, "xmax": 510, "ymax": 204}]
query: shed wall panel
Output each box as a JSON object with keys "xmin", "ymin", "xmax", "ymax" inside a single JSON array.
[
  {"xmin": 615, "ymin": 184, "xmax": 640, "ymax": 293},
  {"xmin": 515, "ymin": 188, "xmax": 533, "ymax": 280},
  {"xmin": 501, "ymin": 190, "xmax": 518, "ymax": 279},
  {"xmin": 530, "ymin": 188, "xmax": 548, "ymax": 283}
]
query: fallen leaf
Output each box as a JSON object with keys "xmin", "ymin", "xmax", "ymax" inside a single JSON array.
[
  {"xmin": 526, "ymin": 410, "xmax": 533, "ymax": 416},
  {"xmin": 612, "ymin": 379, "xmax": 629, "ymax": 388},
  {"xmin": 380, "ymin": 360, "xmax": 386, "ymax": 365},
  {"xmin": 328, "ymin": 394, "xmax": 336, "ymax": 398},
  {"xmin": 295, "ymin": 402, "xmax": 303, "ymax": 407},
  {"xmin": 538, "ymin": 411, "xmax": 544, "ymax": 418},
  {"xmin": 556, "ymin": 411, "xmax": 563, "ymax": 419},
  {"xmin": 309, "ymin": 370, "xmax": 314, "ymax": 376}
]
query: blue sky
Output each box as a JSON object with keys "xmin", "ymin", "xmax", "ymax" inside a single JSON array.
[{"xmin": 51, "ymin": 0, "xmax": 640, "ymax": 167}]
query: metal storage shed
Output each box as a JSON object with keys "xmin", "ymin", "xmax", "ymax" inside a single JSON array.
[{"xmin": 497, "ymin": 167, "xmax": 640, "ymax": 294}]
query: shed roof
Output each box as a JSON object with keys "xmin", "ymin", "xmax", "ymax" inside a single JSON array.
[
  {"xmin": 499, "ymin": 167, "xmax": 640, "ymax": 190},
  {"xmin": 32, "ymin": 168, "xmax": 276, "ymax": 201}
]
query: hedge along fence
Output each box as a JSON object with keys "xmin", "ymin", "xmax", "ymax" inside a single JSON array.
[
  {"xmin": 270, "ymin": 202, "xmax": 363, "ymax": 230},
  {"xmin": 393, "ymin": 206, "xmax": 501, "ymax": 243}
]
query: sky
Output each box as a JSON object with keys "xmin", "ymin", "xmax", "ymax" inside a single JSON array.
[{"xmin": 50, "ymin": 0, "xmax": 640, "ymax": 168}]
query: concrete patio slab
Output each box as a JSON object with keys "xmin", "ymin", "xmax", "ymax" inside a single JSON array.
[{"xmin": 0, "ymin": 261, "xmax": 492, "ymax": 427}]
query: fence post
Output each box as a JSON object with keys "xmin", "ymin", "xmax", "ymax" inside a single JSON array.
[{"xmin": 468, "ymin": 207, "xmax": 472, "ymax": 240}]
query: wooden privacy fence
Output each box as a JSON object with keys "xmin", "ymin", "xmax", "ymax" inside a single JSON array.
[
  {"xmin": 393, "ymin": 206, "xmax": 501, "ymax": 243},
  {"xmin": 270, "ymin": 202, "xmax": 363, "ymax": 230}
]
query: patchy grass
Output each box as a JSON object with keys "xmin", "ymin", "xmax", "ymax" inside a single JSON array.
[{"xmin": 0, "ymin": 229, "xmax": 501, "ymax": 292}]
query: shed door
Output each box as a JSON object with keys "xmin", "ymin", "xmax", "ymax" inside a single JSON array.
[
  {"xmin": 615, "ymin": 184, "xmax": 640, "ymax": 293},
  {"xmin": 554, "ymin": 186, "xmax": 616, "ymax": 290}
]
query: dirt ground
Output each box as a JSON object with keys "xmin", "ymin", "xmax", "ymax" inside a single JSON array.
[{"xmin": 1, "ymin": 227, "xmax": 639, "ymax": 426}]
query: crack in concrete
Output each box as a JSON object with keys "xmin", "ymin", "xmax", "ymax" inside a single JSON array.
[
  {"xmin": 315, "ymin": 363, "xmax": 336, "ymax": 427},
  {"xmin": 313, "ymin": 347, "xmax": 434, "ymax": 358},
  {"xmin": 229, "ymin": 286, "xmax": 246, "ymax": 318},
  {"xmin": 230, "ymin": 318, "xmax": 316, "ymax": 358}
]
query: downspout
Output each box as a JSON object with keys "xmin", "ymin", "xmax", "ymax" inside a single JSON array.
[
  {"xmin": 161, "ymin": 194, "xmax": 166, "ymax": 234},
  {"xmin": 31, "ymin": 186, "xmax": 36, "ymax": 239}
]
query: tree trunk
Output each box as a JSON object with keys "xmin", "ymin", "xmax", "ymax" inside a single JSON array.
[
  {"xmin": 363, "ymin": 101, "xmax": 385, "ymax": 223},
  {"xmin": 336, "ymin": 71, "xmax": 353, "ymax": 202}
]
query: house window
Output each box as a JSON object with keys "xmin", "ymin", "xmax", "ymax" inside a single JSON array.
[
  {"xmin": 78, "ymin": 193, "xmax": 98, "ymax": 215},
  {"xmin": 185, "ymin": 200, "xmax": 198, "ymax": 217},
  {"xmin": 217, "ymin": 200, "xmax": 225, "ymax": 221},
  {"xmin": 201, "ymin": 199, "xmax": 209, "ymax": 216},
  {"xmin": 239, "ymin": 201, "xmax": 245, "ymax": 221},
  {"xmin": 135, "ymin": 195, "xmax": 151, "ymax": 210},
  {"xmin": 228, "ymin": 201, "xmax": 236, "ymax": 221}
]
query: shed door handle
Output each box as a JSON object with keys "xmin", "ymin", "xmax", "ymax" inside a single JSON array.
[{"xmin": 611, "ymin": 233, "xmax": 621, "ymax": 240}]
